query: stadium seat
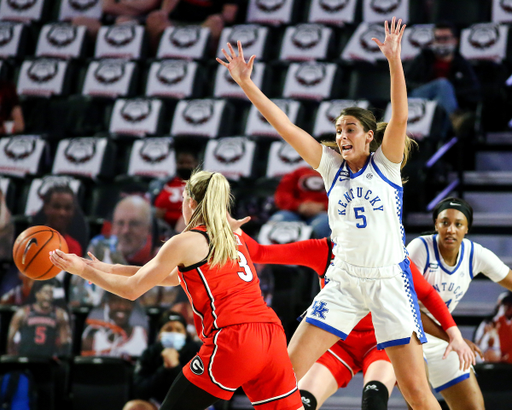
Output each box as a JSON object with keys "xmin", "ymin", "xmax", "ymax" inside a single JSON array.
[
  {"xmin": 246, "ymin": 0, "xmax": 301, "ymax": 26},
  {"xmin": 460, "ymin": 23, "xmax": 511, "ymax": 63},
  {"xmin": 401, "ymin": 23, "xmax": 435, "ymax": 61},
  {"xmin": 57, "ymin": 0, "xmax": 103, "ymax": 22},
  {"xmin": 362, "ymin": 0, "xmax": 411, "ymax": 23},
  {"xmin": 341, "ymin": 22, "xmax": 387, "ymax": 63},
  {"xmin": 244, "ymin": 99, "xmax": 303, "ymax": 138},
  {"xmin": 307, "ymin": 0, "xmax": 358, "ymax": 26},
  {"xmin": 213, "ymin": 62, "xmax": 268, "ymax": 99},
  {"xmin": 312, "ymin": 99, "xmax": 370, "ymax": 139},
  {"xmin": 17, "ymin": 58, "xmax": 74, "ymax": 98},
  {"xmin": 126, "ymin": 136, "xmax": 176, "ymax": 178},
  {"xmin": 145, "ymin": 59, "xmax": 206, "ymax": 99},
  {"xmin": 216, "ymin": 24, "xmax": 271, "ymax": 62},
  {"xmin": 108, "ymin": 98, "xmax": 166, "ymax": 137},
  {"xmin": 203, "ymin": 137, "xmax": 257, "ymax": 181},
  {"xmin": 257, "ymin": 221, "xmax": 313, "ymax": 244},
  {"xmin": 156, "ymin": 25, "xmax": 211, "ymax": 60},
  {"xmin": 170, "ymin": 98, "xmax": 234, "ymax": 138},
  {"xmin": 0, "ymin": 22, "xmax": 28, "ymax": 59},
  {"xmin": 266, "ymin": 140, "xmax": 307, "ymax": 178},
  {"xmin": 0, "ymin": 135, "xmax": 48, "ymax": 178},
  {"xmin": 281, "ymin": 62, "xmax": 340, "ymax": 101},
  {"xmin": 35, "ymin": 23, "xmax": 87, "ymax": 59},
  {"xmin": 429, "ymin": 0, "xmax": 491, "ymax": 26},
  {"xmin": 492, "ymin": 0, "xmax": 512, "ymax": 23},
  {"xmin": 95, "ymin": 24, "xmax": 146, "ymax": 60},
  {"xmin": 279, "ymin": 24, "xmax": 334, "ymax": 61},
  {"xmin": 0, "ymin": 0, "xmax": 51, "ymax": 23},
  {"xmin": 81, "ymin": 59, "xmax": 138, "ymax": 98}
]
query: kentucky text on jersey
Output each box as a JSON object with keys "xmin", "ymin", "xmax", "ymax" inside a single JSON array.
[{"xmin": 337, "ymin": 187, "xmax": 384, "ymax": 216}]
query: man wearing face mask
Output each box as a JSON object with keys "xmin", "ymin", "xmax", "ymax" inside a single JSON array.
[
  {"xmin": 154, "ymin": 151, "xmax": 199, "ymax": 232},
  {"xmin": 405, "ymin": 22, "xmax": 480, "ymax": 138},
  {"xmin": 122, "ymin": 311, "xmax": 201, "ymax": 410}
]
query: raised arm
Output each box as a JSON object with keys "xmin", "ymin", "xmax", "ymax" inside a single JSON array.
[
  {"xmin": 372, "ymin": 17, "xmax": 408, "ymax": 163},
  {"xmin": 217, "ymin": 41, "xmax": 323, "ymax": 168}
]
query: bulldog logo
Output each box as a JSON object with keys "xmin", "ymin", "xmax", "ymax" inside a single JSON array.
[
  {"xmin": 228, "ymin": 25, "xmax": 259, "ymax": 48},
  {"xmin": 183, "ymin": 100, "xmax": 214, "ymax": 125},
  {"xmin": 170, "ymin": 26, "xmax": 200, "ymax": 48},
  {"xmin": 256, "ymin": 0, "xmax": 286, "ymax": 12},
  {"xmin": 0, "ymin": 24, "xmax": 14, "ymax": 47},
  {"xmin": 139, "ymin": 139, "xmax": 171, "ymax": 164},
  {"xmin": 500, "ymin": 0, "xmax": 512, "ymax": 12},
  {"xmin": 300, "ymin": 174, "xmax": 324, "ymax": 191},
  {"xmin": 105, "ymin": 25, "xmax": 135, "ymax": 47},
  {"xmin": 468, "ymin": 23, "xmax": 500, "ymax": 49},
  {"xmin": 156, "ymin": 60, "xmax": 187, "ymax": 85},
  {"xmin": 7, "ymin": 0, "xmax": 36, "ymax": 11},
  {"xmin": 69, "ymin": 0, "xmax": 99, "ymax": 11},
  {"xmin": 291, "ymin": 24, "xmax": 322, "ymax": 50},
  {"xmin": 258, "ymin": 100, "xmax": 289, "ymax": 123},
  {"xmin": 190, "ymin": 356, "xmax": 204, "ymax": 375},
  {"xmin": 37, "ymin": 176, "xmax": 74, "ymax": 199},
  {"xmin": 121, "ymin": 99, "xmax": 152, "ymax": 123},
  {"xmin": 408, "ymin": 25, "xmax": 434, "ymax": 48},
  {"xmin": 278, "ymin": 143, "xmax": 303, "ymax": 164},
  {"xmin": 268, "ymin": 223, "xmax": 303, "ymax": 244},
  {"xmin": 407, "ymin": 99, "xmax": 427, "ymax": 124},
  {"xmin": 213, "ymin": 139, "xmax": 245, "ymax": 164},
  {"xmin": 360, "ymin": 23, "xmax": 385, "ymax": 52},
  {"xmin": 64, "ymin": 138, "xmax": 96, "ymax": 164},
  {"xmin": 319, "ymin": 0, "xmax": 350, "ymax": 13},
  {"xmin": 47, "ymin": 24, "xmax": 77, "ymax": 48},
  {"xmin": 27, "ymin": 59, "xmax": 59, "ymax": 83},
  {"xmin": 295, "ymin": 63, "xmax": 326, "ymax": 87},
  {"xmin": 4, "ymin": 137, "xmax": 36, "ymax": 160},
  {"xmin": 94, "ymin": 60, "xmax": 125, "ymax": 84},
  {"xmin": 325, "ymin": 100, "xmax": 359, "ymax": 122},
  {"xmin": 370, "ymin": 0, "xmax": 400, "ymax": 14}
]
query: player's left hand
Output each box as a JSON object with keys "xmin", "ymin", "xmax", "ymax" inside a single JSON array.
[
  {"xmin": 372, "ymin": 16, "xmax": 405, "ymax": 61},
  {"xmin": 49, "ymin": 249, "xmax": 85, "ymax": 276}
]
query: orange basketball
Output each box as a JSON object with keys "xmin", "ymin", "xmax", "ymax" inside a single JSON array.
[{"xmin": 12, "ymin": 226, "xmax": 69, "ymax": 280}]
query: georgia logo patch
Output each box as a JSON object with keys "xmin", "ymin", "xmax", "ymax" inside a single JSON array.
[{"xmin": 190, "ymin": 356, "xmax": 204, "ymax": 375}]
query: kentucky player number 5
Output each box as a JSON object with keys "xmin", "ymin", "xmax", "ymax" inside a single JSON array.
[{"xmin": 354, "ymin": 207, "xmax": 367, "ymax": 228}]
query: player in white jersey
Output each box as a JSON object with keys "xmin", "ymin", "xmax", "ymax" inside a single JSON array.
[
  {"xmin": 407, "ymin": 197, "xmax": 512, "ymax": 410},
  {"xmin": 218, "ymin": 17, "xmax": 442, "ymax": 410}
]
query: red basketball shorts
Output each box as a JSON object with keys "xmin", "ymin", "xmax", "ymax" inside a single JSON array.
[
  {"xmin": 316, "ymin": 329, "xmax": 391, "ymax": 388},
  {"xmin": 183, "ymin": 322, "xmax": 302, "ymax": 410}
]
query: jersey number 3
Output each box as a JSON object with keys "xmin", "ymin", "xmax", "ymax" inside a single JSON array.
[{"xmin": 237, "ymin": 251, "xmax": 254, "ymax": 282}]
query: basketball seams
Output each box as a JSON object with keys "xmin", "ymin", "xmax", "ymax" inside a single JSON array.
[{"xmin": 24, "ymin": 230, "xmax": 54, "ymax": 279}]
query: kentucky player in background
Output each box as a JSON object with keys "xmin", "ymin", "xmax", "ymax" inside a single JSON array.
[
  {"xmin": 218, "ymin": 17, "xmax": 441, "ymax": 409},
  {"xmin": 50, "ymin": 170, "xmax": 304, "ymax": 410},
  {"xmin": 407, "ymin": 197, "xmax": 512, "ymax": 410}
]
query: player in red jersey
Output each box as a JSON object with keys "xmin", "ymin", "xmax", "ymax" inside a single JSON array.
[
  {"xmin": 50, "ymin": 170, "xmax": 304, "ymax": 410},
  {"xmin": 239, "ymin": 231, "xmax": 475, "ymax": 410}
]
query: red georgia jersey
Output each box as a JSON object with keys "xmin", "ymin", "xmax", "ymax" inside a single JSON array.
[{"xmin": 178, "ymin": 226, "xmax": 282, "ymax": 341}]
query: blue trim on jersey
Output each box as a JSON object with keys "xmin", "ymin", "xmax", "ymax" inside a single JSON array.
[
  {"xmin": 433, "ymin": 234, "xmax": 465, "ymax": 275},
  {"xmin": 327, "ymin": 161, "xmax": 345, "ymax": 197},
  {"xmin": 370, "ymin": 157, "xmax": 403, "ymax": 191},
  {"xmin": 399, "ymin": 258, "xmax": 427, "ymax": 344},
  {"xmin": 469, "ymin": 240, "xmax": 475, "ymax": 279},
  {"xmin": 434, "ymin": 373, "xmax": 470, "ymax": 393},
  {"xmin": 348, "ymin": 155, "xmax": 371, "ymax": 178},
  {"xmin": 377, "ymin": 337, "xmax": 411, "ymax": 350},
  {"xmin": 419, "ymin": 236, "xmax": 430, "ymax": 275},
  {"xmin": 305, "ymin": 317, "xmax": 348, "ymax": 340}
]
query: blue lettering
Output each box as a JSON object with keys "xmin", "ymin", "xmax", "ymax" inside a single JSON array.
[
  {"xmin": 369, "ymin": 196, "xmax": 381, "ymax": 206},
  {"xmin": 448, "ymin": 283, "xmax": 454, "ymax": 291},
  {"xmin": 441, "ymin": 282, "xmax": 447, "ymax": 291},
  {"xmin": 344, "ymin": 191, "xmax": 353, "ymax": 203},
  {"xmin": 357, "ymin": 187, "xmax": 363, "ymax": 198},
  {"xmin": 373, "ymin": 206, "xmax": 384, "ymax": 211},
  {"xmin": 364, "ymin": 190, "xmax": 372, "ymax": 200},
  {"xmin": 338, "ymin": 209, "xmax": 346, "ymax": 216},
  {"xmin": 433, "ymin": 284, "xmax": 440, "ymax": 292},
  {"xmin": 338, "ymin": 200, "xmax": 347, "ymax": 209}
]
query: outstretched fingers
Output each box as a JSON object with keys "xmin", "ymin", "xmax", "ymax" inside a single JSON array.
[{"xmin": 237, "ymin": 40, "xmax": 244, "ymax": 61}]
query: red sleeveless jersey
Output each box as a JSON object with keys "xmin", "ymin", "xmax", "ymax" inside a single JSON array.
[{"xmin": 177, "ymin": 226, "xmax": 282, "ymax": 341}]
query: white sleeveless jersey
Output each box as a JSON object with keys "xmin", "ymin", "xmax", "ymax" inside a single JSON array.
[
  {"xmin": 316, "ymin": 145, "xmax": 406, "ymax": 268},
  {"xmin": 407, "ymin": 235, "xmax": 509, "ymax": 315}
]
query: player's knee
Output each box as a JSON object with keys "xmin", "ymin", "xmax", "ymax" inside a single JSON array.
[
  {"xmin": 362, "ymin": 381, "xmax": 388, "ymax": 410},
  {"xmin": 300, "ymin": 390, "xmax": 318, "ymax": 410}
]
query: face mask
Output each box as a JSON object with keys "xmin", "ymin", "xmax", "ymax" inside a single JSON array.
[
  {"xmin": 176, "ymin": 168, "xmax": 192, "ymax": 181},
  {"xmin": 431, "ymin": 43, "xmax": 456, "ymax": 57},
  {"xmin": 160, "ymin": 331, "xmax": 186, "ymax": 350}
]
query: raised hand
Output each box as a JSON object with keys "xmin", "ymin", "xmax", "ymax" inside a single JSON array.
[
  {"xmin": 49, "ymin": 249, "xmax": 86, "ymax": 276},
  {"xmin": 372, "ymin": 16, "xmax": 406, "ymax": 61},
  {"xmin": 216, "ymin": 40, "xmax": 256, "ymax": 85}
]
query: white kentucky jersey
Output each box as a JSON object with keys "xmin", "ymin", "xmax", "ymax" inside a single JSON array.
[
  {"xmin": 407, "ymin": 234, "xmax": 509, "ymax": 315},
  {"xmin": 316, "ymin": 145, "xmax": 406, "ymax": 268}
]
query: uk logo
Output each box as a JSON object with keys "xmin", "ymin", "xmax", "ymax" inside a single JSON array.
[{"xmin": 311, "ymin": 301, "xmax": 329, "ymax": 319}]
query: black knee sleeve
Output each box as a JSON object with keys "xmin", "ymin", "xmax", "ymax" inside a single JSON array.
[
  {"xmin": 160, "ymin": 371, "xmax": 219, "ymax": 410},
  {"xmin": 300, "ymin": 390, "xmax": 318, "ymax": 410},
  {"xmin": 361, "ymin": 380, "xmax": 389, "ymax": 410}
]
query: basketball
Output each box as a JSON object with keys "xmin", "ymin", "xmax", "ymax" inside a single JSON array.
[{"xmin": 12, "ymin": 226, "xmax": 69, "ymax": 280}]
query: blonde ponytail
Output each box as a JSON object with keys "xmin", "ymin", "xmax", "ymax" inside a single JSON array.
[{"xmin": 184, "ymin": 171, "xmax": 238, "ymax": 267}]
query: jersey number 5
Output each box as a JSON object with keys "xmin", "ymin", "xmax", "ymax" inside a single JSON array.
[
  {"xmin": 237, "ymin": 251, "xmax": 254, "ymax": 282},
  {"xmin": 354, "ymin": 207, "xmax": 367, "ymax": 228}
]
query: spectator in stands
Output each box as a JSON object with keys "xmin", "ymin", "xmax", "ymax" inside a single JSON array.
[
  {"xmin": 495, "ymin": 293, "xmax": 512, "ymax": 363},
  {"xmin": 145, "ymin": 0, "xmax": 239, "ymax": 53},
  {"xmin": 0, "ymin": 187, "xmax": 14, "ymax": 261},
  {"xmin": 69, "ymin": 195, "xmax": 169, "ymax": 307},
  {"xmin": 122, "ymin": 310, "xmax": 201, "ymax": 410},
  {"xmin": 269, "ymin": 166, "xmax": 330, "ymax": 239},
  {"xmin": 82, "ymin": 291, "xmax": 148, "ymax": 358},
  {"xmin": 405, "ymin": 22, "xmax": 480, "ymax": 137},
  {"xmin": 0, "ymin": 271, "xmax": 34, "ymax": 306},
  {"xmin": 40, "ymin": 185, "xmax": 83, "ymax": 257},
  {"xmin": 154, "ymin": 150, "xmax": 199, "ymax": 232},
  {"xmin": 6, "ymin": 279, "xmax": 72, "ymax": 357},
  {"xmin": 0, "ymin": 80, "xmax": 24, "ymax": 135},
  {"xmin": 72, "ymin": 0, "xmax": 160, "ymax": 38}
]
